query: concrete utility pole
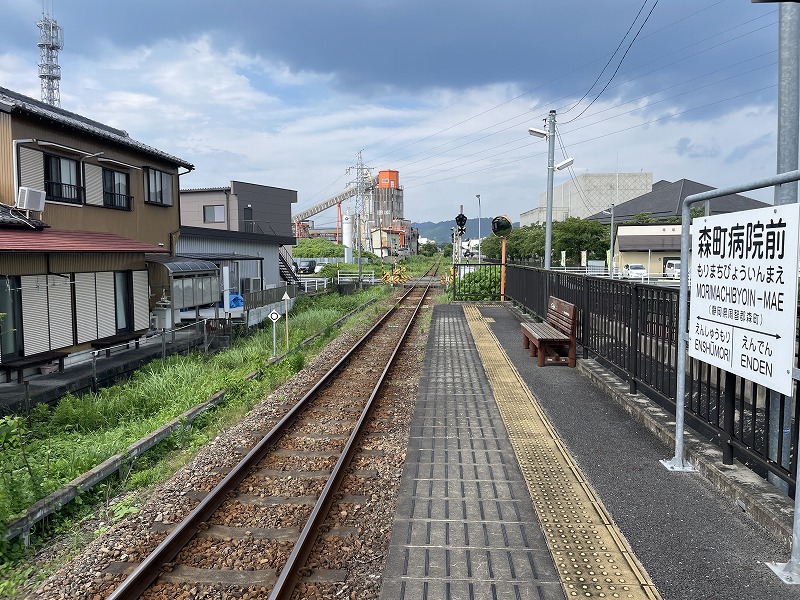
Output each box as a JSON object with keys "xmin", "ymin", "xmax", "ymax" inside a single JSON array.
[{"xmin": 544, "ymin": 110, "xmax": 556, "ymax": 269}]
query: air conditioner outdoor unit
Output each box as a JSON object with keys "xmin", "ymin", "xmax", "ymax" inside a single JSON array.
[
  {"xmin": 241, "ymin": 277, "xmax": 262, "ymax": 294},
  {"xmin": 16, "ymin": 187, "xmax": 46, "ymax": 212}
]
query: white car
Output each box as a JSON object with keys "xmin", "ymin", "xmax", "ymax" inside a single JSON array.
[{"xmin": 622, "ymin": 263, "xmax": 648, "ymax": 279}]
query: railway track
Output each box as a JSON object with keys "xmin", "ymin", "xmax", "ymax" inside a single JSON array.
[{"xmin": 104, "ymin": 269, "xmax": 437, "ymax": 599}]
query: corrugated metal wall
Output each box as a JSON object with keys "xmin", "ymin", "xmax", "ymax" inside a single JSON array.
[{"xmin": 0, "ymin": 114, "xmax": 13, "ymax": 206}]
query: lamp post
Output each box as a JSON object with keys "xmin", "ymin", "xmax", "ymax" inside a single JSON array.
[
  {"xmin": 529, "ymin": 110, "xmax": 573, "ymax": 270},
  {"xmin": 476, "ymin": 194, "xmax": 481, "ymax": 264}
]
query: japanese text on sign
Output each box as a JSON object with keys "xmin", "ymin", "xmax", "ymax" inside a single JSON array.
[{"xmin": 688, "ymin": 204, "xmax": 800, "ymax": 396}]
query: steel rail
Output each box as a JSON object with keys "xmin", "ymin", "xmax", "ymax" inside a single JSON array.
[
  {"xmin": 106, "ymin": 272, "xmax": 434, "ymax": 600},
  {"xmin": 269, "ymin": 275, "xmax": 434, "ymax": 599}
]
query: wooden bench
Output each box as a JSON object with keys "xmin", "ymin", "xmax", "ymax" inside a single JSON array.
[
  {"xmin": 0, "ymin": 350, "xmax": 70, "ymax": 383},
  {"xmin": 90, "ymin": 332, "xmax": 142, "ymax": 357},
  {"xmin": 521, "ymin": 296, "xmax": 577, "ymax": 367}
]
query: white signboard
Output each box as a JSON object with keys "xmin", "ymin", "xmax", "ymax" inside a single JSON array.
[
  {"xmin": 268, "ymin": 310, "xmax": 281, "ymax": 323},
  {"xmin": 689, "ymin": 204, "xmax": 800, "ymax": 395}
]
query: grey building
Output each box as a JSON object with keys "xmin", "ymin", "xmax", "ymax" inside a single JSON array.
[
  {"xmin": 178, "ymin": 181, "xmax": 298, "ymax": 294},
  {"xmin": 520, "ymin": 172, "xmax": 653, "ymax": 226}
]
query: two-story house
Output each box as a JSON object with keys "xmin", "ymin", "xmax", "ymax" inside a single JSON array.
[{"xmin": 0, "ymin": 86, "xmax": 211, "ymax": 376}]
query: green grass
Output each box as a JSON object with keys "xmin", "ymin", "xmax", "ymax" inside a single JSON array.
[{"xmin": 0, "ymin": 284, "xmax": 393, "ymax": 597}]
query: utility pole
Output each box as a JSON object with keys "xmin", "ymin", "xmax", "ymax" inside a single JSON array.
[{"xmin": 544, "ymin": 110, "xmax": 556, "ymax": 269}]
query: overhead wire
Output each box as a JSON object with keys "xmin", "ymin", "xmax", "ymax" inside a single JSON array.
[{"xmin": 561, "ymin": 0, "xmax": 661, "ymax": 124}]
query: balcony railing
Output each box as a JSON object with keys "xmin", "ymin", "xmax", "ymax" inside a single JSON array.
[
  {"xmin": 45, "ymin": 181, "xmax": 84, "ymax": 205},
  {"xmin": 103, "ymin": 191, "xmax": 132, "ymax": 210}
]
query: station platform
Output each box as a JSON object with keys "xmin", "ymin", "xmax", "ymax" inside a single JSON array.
[{"xmin": 380, "ymin": 303, "xmax": 800, "ymax": 600}]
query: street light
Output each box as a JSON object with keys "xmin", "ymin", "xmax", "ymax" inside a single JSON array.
[
  {"xmin": 476, "ymin": 194, "xmax": 481, "ymax": 264},
  {"xmin": 529, "ymin": 110, "xmax": 574, "ymax": 270}
]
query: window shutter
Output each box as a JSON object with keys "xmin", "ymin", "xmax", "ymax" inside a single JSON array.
[
  {"xmin": 132, "ymin": 270, "xmax": 149, "ymax": 330},
  {"xmin": 74, "ymin": 272, "xmax": 98, "ymax": 343},
  {"xmin": 47, "ymin": 274, "xmax": 74, "ymax": 349},
  {"xmin": 19, "ymin": 147, "xmax": 44, "ymax": 190},
  {"xmin": 96, "ymin": 272, "xmax": 116, "ymax": 338},
  {"xmin": 20, "ymin": 275, "xmax": 49, "ymax": 355},
  {"xmin": 85, "ymin": 164, "xmax": 104, "ymax": 206}
]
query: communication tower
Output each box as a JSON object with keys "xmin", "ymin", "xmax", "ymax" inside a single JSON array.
[{"xmin": 37, "ymin": 8, "xmax": 64, "ymax": 107}]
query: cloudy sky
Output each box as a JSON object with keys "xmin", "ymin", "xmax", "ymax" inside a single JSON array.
[{"xmin": 0, "ymin": 0, "xmax": 785, "ymax": 227}]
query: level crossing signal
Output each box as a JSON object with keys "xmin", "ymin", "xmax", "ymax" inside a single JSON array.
[{"xmin": 455, "ymin": 213, "xmax": 467, "ymax": 236}]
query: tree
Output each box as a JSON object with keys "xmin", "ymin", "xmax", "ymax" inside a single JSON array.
[
  {"xmin": 294, "ymin": 237, "xmax": 345, "ymax": 258},
  {"xmin": 419, "ymin": 241, "xmax": 439, "ymax": 257},
  {"xmin": 551, "ymin": 218, "xmax": 608, "ymax": 263}
]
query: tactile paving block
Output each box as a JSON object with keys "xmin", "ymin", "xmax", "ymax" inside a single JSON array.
[{"xmin": 464, "ymin": 305, "xmax": 661, "ymax": 600}]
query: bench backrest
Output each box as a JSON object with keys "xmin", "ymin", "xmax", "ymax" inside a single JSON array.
[{"xmin": 546, "ymin": 296, "xmax": 577, "ymax": 337}]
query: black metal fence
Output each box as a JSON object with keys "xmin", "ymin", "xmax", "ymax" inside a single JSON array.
[{"xmin": 504, "ymin": 263, "xmax": 798, "ymax": 492}]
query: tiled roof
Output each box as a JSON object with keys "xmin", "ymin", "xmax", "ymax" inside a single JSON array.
[
  {"xmin": 0, "ymin": 204, "xmax": 48, "ymax": 230},
  {"xmin": 0, "ymin": 229, "xmax": 169, "ymax": 253},
  {"xmin": 587, "ymin": 179, "xmax": 769, "ymax": 225},
  {"xmin": 0, "ymin": 86, "xmax": 193, "ymax": 170}
]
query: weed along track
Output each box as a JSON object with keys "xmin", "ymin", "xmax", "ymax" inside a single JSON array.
[{"xmin": 94, "ymin": 278, "xmax": 434, "ymax": 600}]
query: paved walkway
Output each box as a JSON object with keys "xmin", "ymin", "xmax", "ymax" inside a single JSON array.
[{"xmin": 382, "ymin": 303, "xmax": 800, "ymax": 600}]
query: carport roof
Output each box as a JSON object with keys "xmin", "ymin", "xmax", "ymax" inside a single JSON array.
[{"xmin": 146, "ymin": 254, "xmax": 219, "ymax": 273}]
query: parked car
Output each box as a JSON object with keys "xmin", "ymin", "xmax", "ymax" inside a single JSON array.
[
  {"xmin": 297, "ymin": 259, "xmax": 317, "ymax": 274},
  {"xmin": 622, "ymin": 263, "xmax": 648, "ymax": 279},
  {"xmin": 664, "ymin": 259, "xmax": 681, "ymax": 279}
]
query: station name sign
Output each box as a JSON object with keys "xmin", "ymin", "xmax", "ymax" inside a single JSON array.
[{"xmin": 688, "ymin": 204, "xmax": 800, "ymax": 395}]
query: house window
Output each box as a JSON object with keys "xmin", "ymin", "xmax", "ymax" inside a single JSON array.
[
  {"xmin": 102, "ymin": 168, "xmax": 132, "ymax": 210},
  {"xmin": 0, "ymin": 277, "xmax": 22, "ymax": 361},
  {"xmin": 203, "ymin": 205, "xmax": 225, "ymax": 223},
  {"xmin": 44, "ymin": 154, "xmax": 83, "ymax": 204},
  {"xmin": 145, "ymin": 168, "xmax": 174, "ymax": 206}
]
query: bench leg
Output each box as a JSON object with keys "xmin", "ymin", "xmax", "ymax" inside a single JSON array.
[
  {"xmin": 522, "ymin": 334, "xmax": 530, "ymax": 350},
  {"xmin": 105, "ymin": 349, "xmax": 111, "ymax": 358},
  {"xmin": 537, "ymin": 343, "xmax": 546, "ymax": 367},
  {"xmin": 17, "ymin": 369, "xmax": 23, "ymax": 384},
  {"xmin": 568, "ymin": 341, "xmax": 576, "ymax": 368}
]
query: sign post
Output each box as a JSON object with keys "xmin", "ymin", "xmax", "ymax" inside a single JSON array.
[
  {"xmin": 689, "ymin": 204, "xmax": 800, "ymax": 396},
  {"xmin": 282, "ymin": 292, "xmax": 290, "ymax": 351},
  {"xmin": 268, "ymin": 309, "xmax": 280, "ymax": 357}
]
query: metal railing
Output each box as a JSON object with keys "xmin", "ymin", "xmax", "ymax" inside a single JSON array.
[
  {"xmin": 450, "ymin": 263, "xmax": 503, "ymax": 301},
  {"xmin": 505, "ymin": 264, "xmax": 799, "ymax": 491},
  {"xmin": 337, "ymin": 270, "xmax": 376, "ymax": 285},
  {"xmin": 242, "ymin": 283, "xmax": 297, "ymax": 310}
]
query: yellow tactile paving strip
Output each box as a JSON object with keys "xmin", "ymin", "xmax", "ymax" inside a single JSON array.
[{"xmin": 464, "ymin": 305, "xmax": 661, "ymax": 600}]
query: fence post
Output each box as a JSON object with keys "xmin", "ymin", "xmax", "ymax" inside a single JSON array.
[
  {"xmin": 722, "ymin": 370, "xmax": 736, "ymax": 465},
  {"xmin": 91, "ymin": 351, "xmax": 98, "ymax": 392},
  {"xmin": 161, "ymin": 330, "xmax": 167, "ymax": 361},
  {"xmin": 628, "ymin": 284, "xmax": 639, "ymax": 394},
  {"xmin": 581, "ymin": 276, "xmax": 590, "ymax": 359}
]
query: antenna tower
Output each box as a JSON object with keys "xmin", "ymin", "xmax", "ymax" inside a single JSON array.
[{"xmin": 37, "ymin": 5, "xmax": 64, "ymax": 107}]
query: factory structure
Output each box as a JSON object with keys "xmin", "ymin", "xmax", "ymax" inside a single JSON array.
[{"xmin": 293, "ymin": 166, "xmax": 418, "ymax": 259}]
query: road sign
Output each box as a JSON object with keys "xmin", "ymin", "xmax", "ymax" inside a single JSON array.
[
  {"xmin": 688, "ymin": 203, "xmax": 800, "ymax": 395},
  {"xmin": 268, "ymin": 310, "xmax": 281, "ymax": 323}
]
